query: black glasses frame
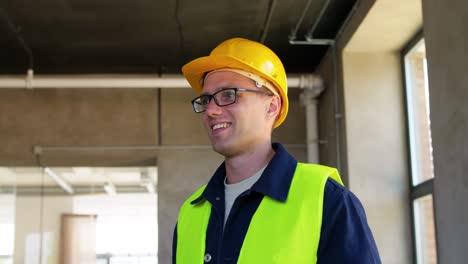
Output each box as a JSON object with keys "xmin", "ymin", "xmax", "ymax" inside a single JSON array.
[{"xmin": 191, "ymin": 87, "xmax": 272, "ymax": 113}]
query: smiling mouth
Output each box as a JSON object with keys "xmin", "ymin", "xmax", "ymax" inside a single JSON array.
[{"xmin": 212, "ymin": 123, "xmax": 231, "ymax": 131}]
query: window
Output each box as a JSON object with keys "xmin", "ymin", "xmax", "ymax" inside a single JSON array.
[
  {"xmin": 413, "ymin": 195, "xmax": 437, "ymax": 263},
  {"xmin": 74, "ymin": 193, "xmax": 158, "ymax": 263},
  {"xmin": 0, "ymin": 169, "xmax": 15, "ymax": 264},
  {"xmin": 0, "ymin": 166, "xmax": 158, "ymax": 264},
  {"xmin": 403, "ymin": 34, "xmax": 438, "ymax": 264}
]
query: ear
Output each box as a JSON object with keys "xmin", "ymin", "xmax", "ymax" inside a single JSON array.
[{"xmin": 266, "ymin": 95, "xmax": 281, "ymax": 119}]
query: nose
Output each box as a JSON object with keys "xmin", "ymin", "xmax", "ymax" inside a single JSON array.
[{"xmin": 204, "ymin": 98, "xmax": 222, "ymax": 116}]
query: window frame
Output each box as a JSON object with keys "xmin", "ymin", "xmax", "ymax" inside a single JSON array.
[{"xmin": 401, "ymin": 29, "xmax": 439, "ymax": 264}]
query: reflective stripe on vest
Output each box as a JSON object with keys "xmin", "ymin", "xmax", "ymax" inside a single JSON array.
[{"xmin": 176, "ymin": 163, "xmax": 343, "ymax": 264}]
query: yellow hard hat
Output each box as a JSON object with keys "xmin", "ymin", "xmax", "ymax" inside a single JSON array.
[{"xmin": 182, "ymin": 38, "xmax": 288, "ymax": 128}]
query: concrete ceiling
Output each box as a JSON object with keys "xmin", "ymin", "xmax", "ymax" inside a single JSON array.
[{"xmin": 0, "ymin": 0, "xmax": 356, "ymax": 74}]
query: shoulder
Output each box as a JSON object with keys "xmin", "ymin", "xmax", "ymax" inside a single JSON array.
[
  {"xmin": 324, "ymin": 178, "xmax": 348, "ymax": 202},
  {"xmin": 322, "ymin": 178, "xmax": 367, "ymax": 218},
  {"xmin": 322, "ymin": 178, "xmax": 368, "ymax": 228},
  {"xmin": 319, "ymin": 178, "xmax": 381, "ymax": 263}
]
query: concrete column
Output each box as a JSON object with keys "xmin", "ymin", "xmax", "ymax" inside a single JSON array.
[
  {"xmin": 157, "ymin": 148, "xmax": 222, "ymax": 264},
  {"xmin": 422, "ymin": 0, "xmax": 468, "ymax": 262}
]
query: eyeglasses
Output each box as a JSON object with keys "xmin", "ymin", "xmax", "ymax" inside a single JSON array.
[{"xmin": 191, "ymin": 87, "xmax": 273, "ymax": 113}]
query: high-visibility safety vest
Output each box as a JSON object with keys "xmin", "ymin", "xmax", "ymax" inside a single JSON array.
[{"xmin": 176, "ymin": 163, "xmax": 344, "ymax": 264}]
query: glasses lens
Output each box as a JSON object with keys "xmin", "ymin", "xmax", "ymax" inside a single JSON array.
[
  {"xmin": 214, "ymin": 89, "xmax": 236, "ymax": 106},
  {"xmin": 193, "ymin": 95, "xmax": 211, "ymax": 112},
  {"xmin": 192, "ymin": 89, "xmax": 237, "ymax": 113}
]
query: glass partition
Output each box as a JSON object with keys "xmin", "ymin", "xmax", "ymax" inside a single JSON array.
[{"xmin": 0, "ymin": 166, "xmax": 158, "ymax": 264}]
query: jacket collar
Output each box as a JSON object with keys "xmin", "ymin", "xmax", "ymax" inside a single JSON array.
[{"xmin": 191, "ymin": 143, "xmax": 298, "ymax": 205}]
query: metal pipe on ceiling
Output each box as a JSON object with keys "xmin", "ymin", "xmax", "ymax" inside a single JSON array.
[
  {"xmin": 305, "ymin": 0, "xmax": 332, "ymax": 40},
  {"xmin": 260, "ymin": 0, "xmax": 277, "ymax": 43},
  {"xmin": 289, "ymin": 39, "xmax": 335, "ymax": 45},
  {"xmin": 0, "ymin": 73, "xmax": 190, "ymax": 89},
  {"xmin": 288, "ymin": 0, "xmax": 336, "ymax": 46},
  {"xmin": 0, "ymin": 8, "xmax": 34, "ymax": 69},
  {"xmin": 289, "ymin": 0, "xmax": 314, "ymax": 41},
  {"xmin": 0, "ymin": 72, "xmax": 321, "ymax": 90}
]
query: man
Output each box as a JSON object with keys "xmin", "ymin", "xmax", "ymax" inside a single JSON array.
[{"xmin": 173, "ymin": 37, "xmax": 381, "ymax": 263}]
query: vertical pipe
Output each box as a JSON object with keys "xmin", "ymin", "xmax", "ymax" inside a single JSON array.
[
  {"xmin": 332, "ymin": 44, "xmax": 342, "ymax": 173},
  {"xmin": 305, "ymin": 99, "xmax": 319, "ymax": 163},
  {"xmin": 157, "ymin": 88, "xmax": 162, "ymax": 145},
  {"xmin": 300, "ymin": 79, "xmax": 324, "ymax": 164}
]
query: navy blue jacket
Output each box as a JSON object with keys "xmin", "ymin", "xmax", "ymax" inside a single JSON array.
[{"xmin": 173, "ymin": 143, "xmax": 381, "ymax": 263}]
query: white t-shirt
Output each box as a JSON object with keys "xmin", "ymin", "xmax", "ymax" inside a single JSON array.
[{"xmin": 224, "ymin": 165, "xmax": 267, "ymax": 226}]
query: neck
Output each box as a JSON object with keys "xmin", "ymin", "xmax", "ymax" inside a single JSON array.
[{"xmin": 224, "ymin": 141, "xmax": 275, "ymax": 184}]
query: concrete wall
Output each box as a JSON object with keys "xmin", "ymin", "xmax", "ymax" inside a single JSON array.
[
  {"xmin": 0, "ymin": 89, "xmax": 159, "ymax": 166},
  {"xmin": 14, "ymin": 196, "xmax": 73, "ymax": 264},
  {"xmin": 422, "ymin": 0, "xmax": 468, "ymax": 262},
  {"xmin": 342, "ymin": 52, "xmax": 411, "ymax": 263}
]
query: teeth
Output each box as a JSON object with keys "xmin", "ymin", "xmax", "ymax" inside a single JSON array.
[{"xmin": 212, "ymin": 123, "xmax": 229, "ymax": 131}]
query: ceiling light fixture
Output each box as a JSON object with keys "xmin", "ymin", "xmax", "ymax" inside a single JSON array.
[
  {"xmin": 140, "ymin": 170, "xmax": 156, "ymax": 194},
  {"xmin": 44, "ymin": 167, "xmax": 74, "ymax": 194},
  {"xmin": 103, "ymin": 182, "xmax": 116, "ymax": 196},
  {"xmin": 142, "ymin": 181, "xmax": 155, "ymax": 194}
]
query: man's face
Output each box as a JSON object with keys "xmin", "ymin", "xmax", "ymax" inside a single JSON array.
[{"xmin": 201, "ymin": 71, "xmax": 275, "ymax": 157}]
